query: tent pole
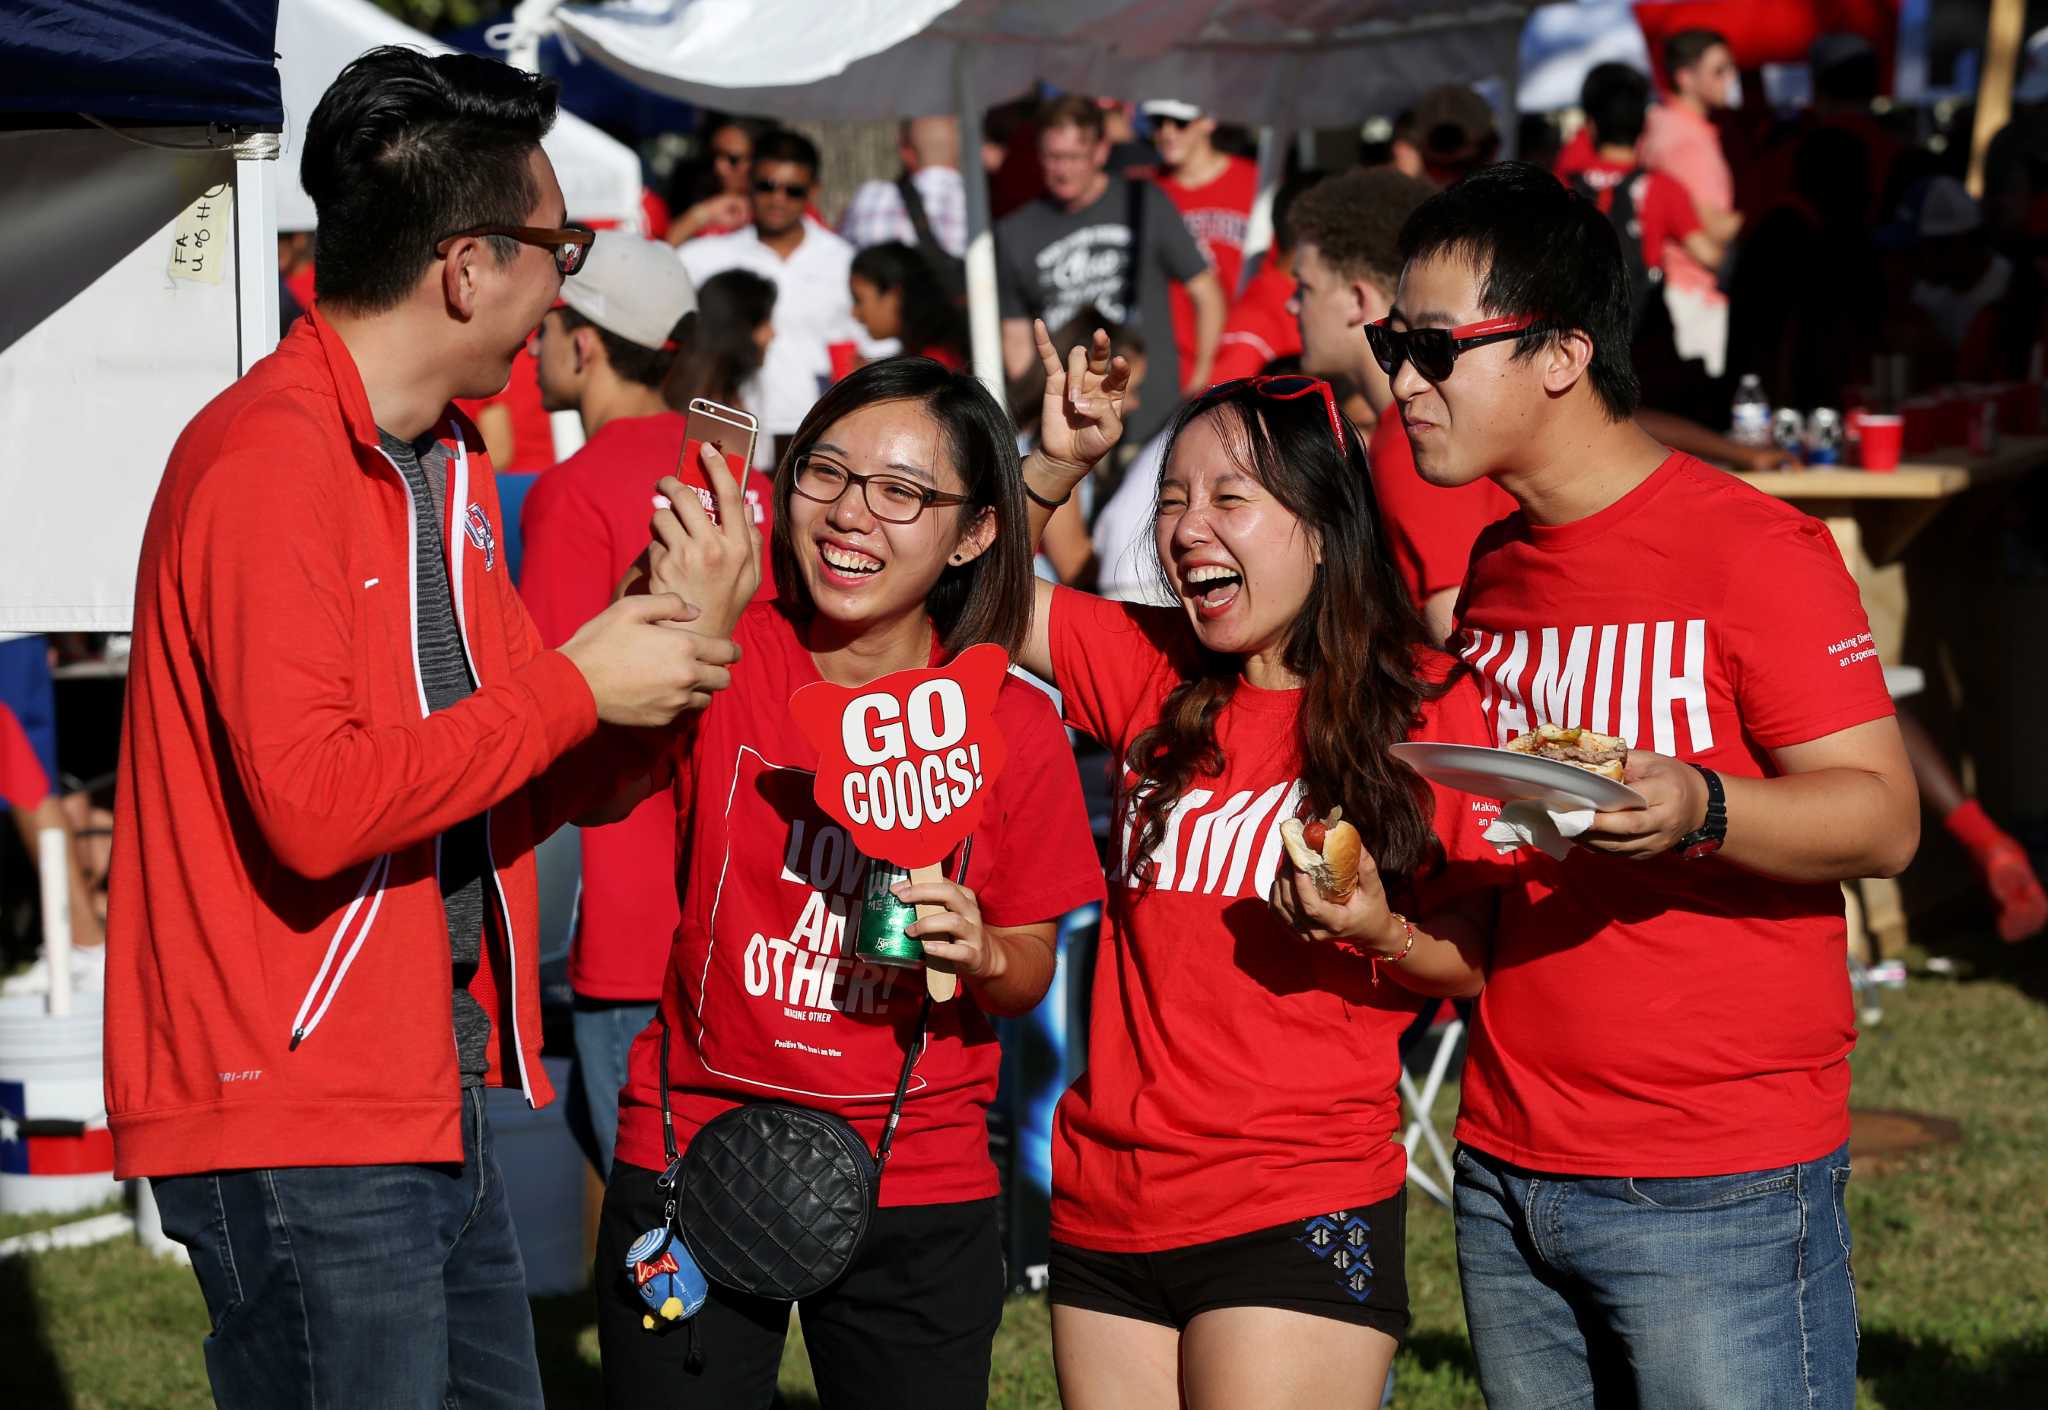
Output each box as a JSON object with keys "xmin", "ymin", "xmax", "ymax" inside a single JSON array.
[
  {"xmin": 1238, "ymin": 126, "xmax": 1283, "ymax": 298},
  {"xmin": 1966, "ymin": 0, "xmax": 2024, "ymax": 199},
  {"xmin": 956, "ymin": 45, "xmax": 1003, "ymax": 402},
  {"xmin": 234, "ymin": 135, "xmax": 281, "ymax": 375}
]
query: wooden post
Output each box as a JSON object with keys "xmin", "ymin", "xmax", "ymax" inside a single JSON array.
[
  {"xmin": 911, "ymin": 861, "xmax": 959, "ymax": 1001},
  {"xmin": 1966, "ymin": 0, "xmax": 2026, "ymax": 199}
]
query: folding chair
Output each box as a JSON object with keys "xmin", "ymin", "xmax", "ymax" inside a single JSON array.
[{"xmin": 1399, "ymin": 1000, "xmax": 1466, "ymax": 1207}]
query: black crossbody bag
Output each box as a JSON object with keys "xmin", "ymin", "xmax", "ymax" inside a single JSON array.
[{"xmin": 656, "ymin": 841, "xmax": 968, "ymax": 1301}]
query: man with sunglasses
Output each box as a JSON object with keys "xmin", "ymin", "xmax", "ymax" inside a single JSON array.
[
  {"xmin": 1287, "ymin": 165, "xmax": 1512, "ymax": 644},
  {"xmin": 1392, "ymin": 163, "xmax": 1917, "ymax": 1410},
  {"xmin": 681, "ymin": 128, "xmax": 865, "ymax": 463},
  {"xmin": 105, "ymin": 48, "xmax": 753, "ymax": 1409},
  {"xmin": 1143, "ymin": 99, "xmax": 1256, "ymax": 389}
]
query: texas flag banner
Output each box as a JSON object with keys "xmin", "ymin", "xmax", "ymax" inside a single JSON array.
[{"xmin": 0, "ymin": 1078, "xmax": 115, "ymax": 1177}]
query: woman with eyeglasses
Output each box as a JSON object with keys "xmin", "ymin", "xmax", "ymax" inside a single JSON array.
[
  {"xmin": 593, "ymin": 356, "xmax": 1105, "ymax": 1408},
  {"xmin": 1011, "ymin": 325, "xmax": 1508, "ymax": 1409}
]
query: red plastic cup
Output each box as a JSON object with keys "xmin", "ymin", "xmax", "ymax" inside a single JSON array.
[{"xmin": 1859, "ymin": 414, "xmax": 1903, "ymax": 471}]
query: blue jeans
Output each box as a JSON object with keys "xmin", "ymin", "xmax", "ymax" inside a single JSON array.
[
  {"xmin": 569, "ymin": 997, "xmax": 657, "ymax": 1177},
  {"xmin": 1453, "ymin": 1141, "xmax": 1858, "ymax": 1410},
  {"xmin": 152, "ymin": 1086, "xmax": 544, "ymax": 1410}
]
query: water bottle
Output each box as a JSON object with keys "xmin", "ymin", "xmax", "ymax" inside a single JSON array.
[{"xmin": 1731, "ymin": 374, "xmax": 1772, "ymax": 447}]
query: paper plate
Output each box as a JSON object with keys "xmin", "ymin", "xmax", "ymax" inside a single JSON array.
[{"xmin": 1391, "ymin": 741, "xmax": 1646, "ymax": 811}]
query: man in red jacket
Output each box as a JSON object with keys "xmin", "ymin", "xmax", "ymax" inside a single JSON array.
[{"xmin": 106, "ymin": 48, "xmax": 754, "ymax": 1410}]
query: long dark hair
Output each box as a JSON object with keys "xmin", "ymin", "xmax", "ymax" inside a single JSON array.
[
  {"xmin": 851, "ymin": 242, "xmax": 967, "ymax": 365},
  {"xmin": 666, "ymin": 268, "xmax": 776, "ymax": 410},
  {"xmin": 1121, "ymin": 387, "xmax": 1450, "ymax": 892},
  {"xmin": 769, "ymin": 357, "xmax": 1032, "ymax": 655}
]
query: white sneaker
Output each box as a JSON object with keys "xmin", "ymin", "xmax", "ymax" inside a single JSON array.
[{"xmin": 1, "ymin": 942, "xmax": 107, "ymax": 997}]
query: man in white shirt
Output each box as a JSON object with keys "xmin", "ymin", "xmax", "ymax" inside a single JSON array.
[
  {"xmin": 679, "ymin": 129, "xmax": 863, "ymax": 456},
  {"xmin": 839, "ymin": 117, "xmax": 967, "ymax": 258}
]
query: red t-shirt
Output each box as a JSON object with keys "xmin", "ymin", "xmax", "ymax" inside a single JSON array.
[
  {"xmin": 1209, "ymin": 260, "xmax": 1303, "ymax": 383},
  {"xmin": 1570, "ymin": 159, "xmax": 1702, "ymax": 275},
  {"xmin": 518, "ymin": 412, "xmax": 775, "ymax": 1000},
  {"xmin": 1369, "ymin": 411, "xmax": 1516, "ymax": 606},
  {"xmin": 1047, "ymin": 589, "xmax": 1508, "ymax": 1251},
  {"xmin": 612, "ymin": 602, "xmax": 1105, "ymax": 1204},
  {"xmin": 1553, "ymin": 126, "xmax": 1597, "ymax": 181},
  {"xmin": 1451, "ymin": 452, "xmax": 1895, "ymax": 1177},
  {"xmin": 1160, "ymin": 156, "xmax": 1259, "ymax": 383},
  {"xmin": 456, "ymin": 347, "xmax": 556, "ymax": 474},
  {"xmin": 0, "ymin": 702, "xmax": 50, "ymax": 812}
]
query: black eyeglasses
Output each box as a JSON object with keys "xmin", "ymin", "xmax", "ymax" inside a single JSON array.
[
  {"xmin": 434, "ymin": 223, "xmax": 595, "ymax": 277},
  {"xmin": 753, "ymin": 179, "xmax": 810, "ymax": 200},
  {"xmin": 791, "ymin": 455, "xmax": 969, "ymax": 524},
  {"xmin": 1365, "ymin": 314, "xmax": 1551, "ymax": 383}
]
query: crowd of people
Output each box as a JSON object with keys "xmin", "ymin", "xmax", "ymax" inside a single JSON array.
[{"xmin": 4, "ymin": 22, "xmax": 2046, "ymax": 1410}]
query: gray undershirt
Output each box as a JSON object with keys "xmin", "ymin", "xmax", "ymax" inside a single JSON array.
[{"xmin": 379, "ymin": 428, "xmax": 493, "ymax": 1089}]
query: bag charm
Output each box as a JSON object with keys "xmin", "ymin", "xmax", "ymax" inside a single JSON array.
[{"xmin": 626, "ymin": 1159, "xmax": 708, "ymax": 1331}]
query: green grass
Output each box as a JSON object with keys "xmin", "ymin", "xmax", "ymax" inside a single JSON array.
[{"xmin": 4, "ymin": 933, "xmax": 2043, "ymax": 1408}]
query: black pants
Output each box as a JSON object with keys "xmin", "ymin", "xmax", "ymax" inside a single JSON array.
[{"xmin": 596, "ymin": 1160, "xmax": 1004, "ymax": 1409}]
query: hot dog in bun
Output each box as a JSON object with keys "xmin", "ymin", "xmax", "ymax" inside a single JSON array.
[
  {"xmin": 1280, "ymin": 807, "xmax": 1362, "ymax": 902},
  {"xmin": 1506, "ymin": 723, "xmax": 1628, "ymax": 781}
]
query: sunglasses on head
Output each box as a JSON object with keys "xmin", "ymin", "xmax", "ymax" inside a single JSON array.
[
  {"xmin": 1195, "ymin": 374, "xmax": 1349, "ymax": 456},
  {"xmin": 753, "ymin": 179, "xmax": 810, "ymax": 199},
  {"xmin": 1364, "ymin": 314, "xmax": 1552, "ymax": 383}
]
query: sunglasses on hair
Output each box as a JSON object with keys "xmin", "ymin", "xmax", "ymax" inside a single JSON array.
[
  {"xmin": 753, "ymin": 179, "xmax": 810, "ymax": 199},
  {"xmin": 434, "ymin": 223, "xmax": 594, "ymax": 277},
  {"xmin": 1195, "ymin": 374, "xmax": 1349, "ymax": 456},
  {"xmin": 1364, "ymin": 314, "xmax": 1549, "ymax": 383}
]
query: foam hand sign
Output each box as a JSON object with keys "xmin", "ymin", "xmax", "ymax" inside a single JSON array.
[{"xmin": 789, "ymin": 644, "xmax": 1010, "ymax": 870}]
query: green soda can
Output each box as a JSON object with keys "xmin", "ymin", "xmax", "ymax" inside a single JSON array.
[{"xmin": 855, "ymin": 860, "xmax": 923, "ymax": 968}]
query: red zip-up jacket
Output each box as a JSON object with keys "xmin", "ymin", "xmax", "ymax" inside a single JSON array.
[{"xmin": 105, "ymin": 306, "xmax": 649, "ymax": 1178}]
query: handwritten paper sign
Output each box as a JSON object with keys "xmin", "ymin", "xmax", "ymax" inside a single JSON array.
[
  {"xmin": 169, "ymin": 183, "xmax": 233, "ymax": 286},
  {"xmin": 790, "ymin": 643, "xmax": 1009, "ymax": 870}
]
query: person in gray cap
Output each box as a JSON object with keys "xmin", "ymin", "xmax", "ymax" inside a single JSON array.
[{"xmin": 523, "ymin": 233, "xmax": 777, "ymax": 1177}]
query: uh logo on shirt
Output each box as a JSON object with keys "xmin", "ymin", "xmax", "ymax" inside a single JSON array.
[
  {"xmin": 1110, "ymin": 776, "xmax": 1307, "ymax": 899},
  {"xmin": 1458, "ymin": 618, "xmax": 1716, "ymax": 757}
]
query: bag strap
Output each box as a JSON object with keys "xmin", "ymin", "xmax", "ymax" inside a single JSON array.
[
  {"xmin": 657, "ymin": 834, "xmax": 974, "ymax": 1182},
  {"xmin": 897, "ymin": 172, "xmax": 942, "ymax": 260},
  {"xmin": 1122, "ymin": 177, "xmax": 1145, "ymax": 317}
]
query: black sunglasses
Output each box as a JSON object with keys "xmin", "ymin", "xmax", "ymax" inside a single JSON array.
[
  {"xmin": 753, "ymin": 179, "xmax": 810, "ymax": 199},
  {"xmin": 1365, "ymin": 314, "xmax": 1552, "ymax": 383}
]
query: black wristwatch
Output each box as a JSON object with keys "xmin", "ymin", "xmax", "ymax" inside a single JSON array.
[{"xmin": 1677, "ymin": 764, "xmax": 1727, "ymax": 860}]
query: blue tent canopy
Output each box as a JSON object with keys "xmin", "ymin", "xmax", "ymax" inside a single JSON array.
[{"xmin": 0, "ymin": 0, "xmax": 283, "ymax": 129}]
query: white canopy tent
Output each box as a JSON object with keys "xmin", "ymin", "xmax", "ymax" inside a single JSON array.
[
  {"xmin": 488, "ymin": 0, "xmax": 1549, "ymax": 393},
  {"xmin": 276, "ymin": 0, "xmax": 646, "ymax": 234}
]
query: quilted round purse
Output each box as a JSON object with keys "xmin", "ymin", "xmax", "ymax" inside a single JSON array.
[{"xmin": 656, "ymin": 995, "xmax": 931, "ymax": 1302}]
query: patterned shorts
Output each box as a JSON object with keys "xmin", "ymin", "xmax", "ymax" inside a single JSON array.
[{"xmin": 1049, "ymin": 1189, "xmax": 1408, "ymax": 1339}]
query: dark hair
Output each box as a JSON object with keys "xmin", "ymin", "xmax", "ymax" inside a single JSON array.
[
  {"xmin": 850, "ymin": 242, "xmax": 967, "ymax": 363},
  {"xmin": 1039, "ymin": 95, "xmax": 1107, "ymax": 143},
  {"xmin": 1121, "ymin": 387, "xmax": 1448, "ymax": 894},
  {"xmin": 1291, "ymin": 167, "xmax": 1437, "ymax": 291},
  {"xmin": 302, "ymin": 46, "xmax": 559, "ymax": 312},
  {"xmin": 1050, "ymin": 306, "xmax": 1145, "ymax": 363},
  {"xmin": 1581, "ymin": 62, "xmax": 1651, "ymax": 149},
  {"xmin": 751, "ymin": 128, "xmax": 821, "ymax": 177},
  {"xmin": 670, "ymin": 269, "xmax": 776, "ymax": 409},
  {"xmin": 1397, "ymin": 161, "xmax": 1639, "ymax": 421},
  {"xmin": 769, "ymin": 359, "xmax": 1032, "ymax": 655},
  {"xmin": 1270, "ymin": 168, "xmax": 1326, "ymax": 255},
  {"xmin": 555, "ymin": 308, "xmax": 685, "ymax": 392},
  {"xmin": 1662, "ymin": 27, "xmax": 1729, "ymax": 87}
]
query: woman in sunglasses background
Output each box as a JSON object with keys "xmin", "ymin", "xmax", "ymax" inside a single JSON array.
[
  {"xmin": 595, "ymin": 356, "xmax": 1105, "ymax": 1408},
  {"xmin": 1011, "ymin": 326, "xmax": 1508, "ymax": 1408}
]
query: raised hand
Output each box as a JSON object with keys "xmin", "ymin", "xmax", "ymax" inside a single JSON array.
[
  {"xmin": 1034, "ymin": 318, "xmax": 1131, "ymax": 478},
  {"xmin": 645, "ymin": 440, "xmax": 763, "ymax": 639}
]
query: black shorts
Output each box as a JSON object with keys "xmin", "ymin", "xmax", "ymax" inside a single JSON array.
[
  {"xmin": 1049, "ymin": 1189, "xmax": 1408, "ymax": 1341},
  {"xmin": 596, "ymin": 1160, "xmax": 1005, "ymax": 1410}
]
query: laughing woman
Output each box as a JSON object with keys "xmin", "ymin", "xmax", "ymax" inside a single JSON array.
[
  {"xmin": 597, "ymin": 357, "xmax": 1104, "ymax": 1408},
  {"xmin": 1014, "ymin": 327, "xmax": 1509, "ymax": 1409}
]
